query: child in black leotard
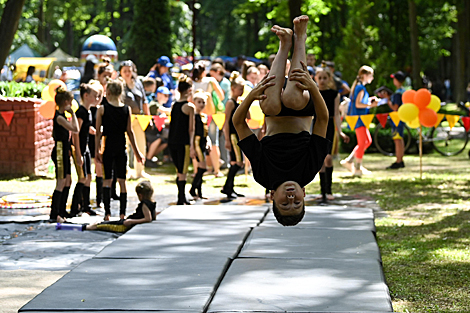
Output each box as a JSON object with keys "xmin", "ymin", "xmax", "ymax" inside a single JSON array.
[
  {"xmin": 314, "ymin": 67, "xmax": 349, "ymax": 202},
  {"xmin": 95, "ymin": 78, "xmax": 144, "ymax": 221},
  {"xmin": 83, "ymin": 180, "xmax": 157, "ymax": 233},
  {"xmin": 222, "ymin": 72, "xmax": 246, "ymax": 199},
  {"xmin": 70, "ymin": 81, "xmax": 102, "ymax": 217},
  {"xmin": 168, "ymin": 75, "xmax": 197, "ymax": 205},
  {"xmin": 189, "ymin": 90, "xmax": 210, "ymax": 200},
  {"xmin": 50, "ymin": 88, "xmax": 79, "ymax": 222},
  {"xmin": 234, "ymin": 16, "xmax": 330, "ymax": 226}
]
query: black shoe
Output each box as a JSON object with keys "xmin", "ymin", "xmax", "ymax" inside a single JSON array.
[
  {"xmin": 111, "ymin": 193, "xmax": 120, "ymax": 200},
  {"xmin": 386, "ymin": 162, "xmax": 405, "ymax": 169},
  {"xmin": 145, "ymin": 159, "xmax": 159, "ymax": 168},
  {"xmin": 84, "ymin": 209, "xmax": 97, "ymax": 216},
  {"xmin": 221, "ymin": 189, "xmax": 237, "ymax": 199},
  {"xmin": 233, "ymin": 191, "xmax": 245, "ymax": 197}
]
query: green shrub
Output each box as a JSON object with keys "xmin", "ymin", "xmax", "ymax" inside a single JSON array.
[{"xmin": 0, "ymin": 81, "xmax": 46, "ymax": 98}]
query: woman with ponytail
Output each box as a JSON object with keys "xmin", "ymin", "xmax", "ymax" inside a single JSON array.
[{"xmin": 340, "ymin": 65, "xmax": 378, "ymax": 176}]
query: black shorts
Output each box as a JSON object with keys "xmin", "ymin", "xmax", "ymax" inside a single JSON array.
[
  {"xmin": 325, "ymin": 118, "xmax": 335, "ymax": 155},
  {"xmin": 169, "ymin": 144, "xmax": 190, "ymax": 174},
  {"xmin": 265, "ymin": 79, "xmax": 315, "ymax": 117},
  {"xmin": 102, "ymin": 149, "xmax": 127, "ymax": 180},
  {"xmin": 229, "ymin": 133, "xmax": 243, "ymax": 163},
  {"xmin": 72, "ymin": 149, "xmax": 92, "ymax": 179},
  {"xmin": 51, "ymin": 142, "xmax": 71, "ymax": 179}
]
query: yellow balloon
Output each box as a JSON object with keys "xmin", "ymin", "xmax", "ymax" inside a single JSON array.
[
  {"xmin": 65, "ymin": 99, "xmax": 79, "ymax": 118},
  {"xmin": 398, "ymin": 103, "xmax": 419, "ymax": 123},
  {"xmin": 406, "ymin": 117, "xmax": 420, "ymax": 129},
  {"xmin": 48, "ymin": 79, "xmax": 67, "ymax": 99},
  {"xmin": 427, "ymin": 95, "xmax": 441, "ymax": 113},
  {"xmin": 41, "ymin": 86, "xmax": 53, "ymax": 101},
  {"xmin": 249, "ymin": 102, "xmax": 264, "ymax": 121}
]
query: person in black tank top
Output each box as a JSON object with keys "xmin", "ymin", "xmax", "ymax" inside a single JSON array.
[
  {"xmin": 189, "ymin": 90, "xmax": 209, "ymax": 200},
  {"xmin": 234, "ymin": 16, "xmax": 331, "ymax": 226},
  {"xmin": 222, "ymin": 72, "xmax": 246, "ymax": 199},
  {"xmin": 83, "ymin": 181, "xmax": 158, "ymax": 232},
  {"xmin": 315, "ymin": 67, "xmax": 350, "ymax": 203},
  {"xmin": 168, "ymin": 75, "xmax": 196, "ymax": 205},
  {"xmin": 69, "ymin": 81, "xmax": 103, "ymax": 217},
  {"xmin": 50, "ymin": 88, "xmax": 80, "ymax": 222},
  {"xmin": 92, "ymin": 63, "xmax": 114, "ymax": 209},
  {"xmin": 95, "ymin": 79, "xmax": 144, "ymax": 221}
]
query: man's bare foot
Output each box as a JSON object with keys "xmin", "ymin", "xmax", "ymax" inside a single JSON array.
[
  {"xmin": 120, "ymin": 214, "xmax": 125, "ymax": 220},
  {"xmin": 271, "ymin": 25, "xmax": 293, "ymax": 47},
  {"xmin": 57, "ymin": 215, "xmax": 67, "ymax": 223},
  {"xmin": 326, "ymin": 194, "xmax": 335, "ymax": 200},
  {"xmin": 104, "ymin": 214, "xmax": 110, "ymax": 221},
  {"xmin": 293, "ymin": 15, "xmax": 309, "ymax": 38}
]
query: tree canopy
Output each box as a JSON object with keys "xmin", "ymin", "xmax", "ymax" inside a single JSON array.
[{"xmin": 1, "ymin": 0, "xmax": 468, "ymax": 101}]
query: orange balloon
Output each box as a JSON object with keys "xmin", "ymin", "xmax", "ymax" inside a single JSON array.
[
  {"xmin": 419, "ymin": 108, "xmax": 438, "ymax": 127},
  {"xmin": 48, "ymin": 80, "xmax": 67, "ymax": 99},
  {"xmin": 414, "ymin": 88, "xmax": 432, "ymax": 109},
  {"xmin": 402, "ymin": 90, "xmax": 416, "ymax": 104},
  {"xmin": 39, "ymin": 101, "xmax": 57, "ymax": 119}
]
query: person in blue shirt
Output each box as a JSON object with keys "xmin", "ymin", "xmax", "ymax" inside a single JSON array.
[
  {"xmin": 340, "ymin": 65, "xmax": 378, "ymax": 177},
  {"xmin": 386, "ymin": 71, "xmax": 407, "ymax": 169},
  {"xmin": 147, "ymin": 56, "xmax": 175, "ymax": 108}
]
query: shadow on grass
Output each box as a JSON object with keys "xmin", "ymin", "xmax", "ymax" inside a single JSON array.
[{"xmin": 0, "ymin": 175, "xmax": 54, "ymax": 181}]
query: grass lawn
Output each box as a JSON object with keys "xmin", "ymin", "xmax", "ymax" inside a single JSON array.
[{"xmin": 1, "ymin": 152, "xmax": 469, "ymax": 312}]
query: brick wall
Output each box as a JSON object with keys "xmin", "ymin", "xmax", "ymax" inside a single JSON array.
[{"xmin": 0, "ymin": 97, "xmax": 54, "ymax": 177}]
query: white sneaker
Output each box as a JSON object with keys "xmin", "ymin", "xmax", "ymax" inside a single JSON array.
[
  {"xmin": 360, "ymin": 165, "xmax": 372, "ymax": 175},
  {"xmin": 340, "ymin": 159, "xmax": 354, "ymax": 173},
  {"xmin": 353, "ymin": 169, "xmax": 363, "ymax": 177}
]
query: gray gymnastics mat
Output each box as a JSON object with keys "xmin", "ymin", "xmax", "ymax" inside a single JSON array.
[
  {"xmin": 239, "ymin": 227, "xmax": 380, "ymax": 260},
  {"xmin": 20, "ymin": 256, "xmax": 230, "ymax": 312},
  {"xmin": 207, "ymin": 258, "xmax": 393, "ymax": 312},
  {"xmin": 96, "ymin": 220, "xmax": 252, "ymax": 259},
  {"xmin": 261, "ymin": 205, "xmax": 376, "ymax": 231},
  {"xmin": 157, "ymin": 204, "xmax": 269, "ymax": 223}
]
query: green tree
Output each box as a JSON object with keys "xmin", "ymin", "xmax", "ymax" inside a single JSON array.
[
  {"xmin": 127, "ymin": 0, "xmax": 172, "ymax": 74},
  {"xmin": 0, "ymin": 0, "xmax": 27, "ymax": 67}
]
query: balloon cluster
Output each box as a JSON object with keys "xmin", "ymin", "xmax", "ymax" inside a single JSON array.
[
  {"xmin": 39, "ymin": 80, "xmax": 79, "ymax": 119},
  {"xmin": 397, "ymin": 88, "xmax": 441, "ymax": 128}
]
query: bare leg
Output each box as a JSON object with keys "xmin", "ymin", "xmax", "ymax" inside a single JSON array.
[
  {"xmin": 282, "ymin": 15, "xmax": 309, "ymax": 110},
  {"xmin": 209, "ymin": 147, "xmax": 221, "ymax": 176},
  {"xmin": 394, "ymin": 139, "xmax": 404, "ymax": 163},
  {"xmin": 261, "ymin": 25, "xmax": 292, "ymax": 116}
]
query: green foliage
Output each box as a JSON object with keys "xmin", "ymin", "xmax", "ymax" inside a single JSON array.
[
  {"xmin": 127, "ymin": 0, "xmax": 172, "ymax": 74},
  {"xmin": 0, "ymin": 81, "xmax": 45, "ymax": 98}
]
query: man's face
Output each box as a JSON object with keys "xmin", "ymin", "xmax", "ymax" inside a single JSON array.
[
  {"xmin": 307, "ymin": 54, "xmax": 316, "ymax": 67},
  {"xmin": 157, "ymin": 92, "xmax": 170, "ymax": 103},
  {"xmin": 271, "ymin": 181, "xmax": 305, "ymax": 216}
]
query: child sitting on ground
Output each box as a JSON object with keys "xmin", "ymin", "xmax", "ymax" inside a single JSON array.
[
  {"xmin": 233, "ymin": 15, "xmax": 330, "ymax": 226},
  {"xmin": 83, "ymin": 180, "xmax": 157, "ymax": 233}
]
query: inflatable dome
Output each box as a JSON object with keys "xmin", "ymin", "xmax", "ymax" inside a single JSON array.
[{"xmin": 80, "ymin": 35, "xmax": 118, "ymax": 64}]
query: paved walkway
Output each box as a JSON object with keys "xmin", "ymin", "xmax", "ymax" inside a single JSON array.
[{"xmin": 18, "ymin": 196, "xmax": 393, "ymax": 313}]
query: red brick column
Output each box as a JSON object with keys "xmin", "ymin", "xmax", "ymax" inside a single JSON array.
[{"xmin": 0, "ymin": 97, "xmax": 54, "ymax": 177}]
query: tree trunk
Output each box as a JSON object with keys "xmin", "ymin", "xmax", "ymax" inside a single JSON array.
[
  {"xmin": 455, "ymin": 1, "xmax": 466, "ymax": 103},
  {"xmin": 0, "ymin": 0, "xmax": 27, "ymax": 68},
  {"xmin": 408, "ymin": 0, "xmax": 421, "ymax": 88},
  {"xmin": 37, "ymin": 0, "xmax": 45, "ymax": 43},
  {"xmin": 288, "ymin": 0, "xmax": 302, "ymax": 28}
]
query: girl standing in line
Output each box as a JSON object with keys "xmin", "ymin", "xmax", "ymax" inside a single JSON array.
[
  {"xmin": 189, "ymin": 90, "xmax": 210, "ymax": 200},
  {"xmin": 168, "ymin": 75, "xmax": 196, "ymax": 205},
  {"xmin": 314, "ymin": 67, "xmax": 349, "ymax": 201},
  {"xmin": 50, "ymin": 88, "xmax": 79, "ymax": 222},
  {"xmin": 69, "ymin": 81, "xmax": 102, "ymax": 216},
  {"xmin": 95, "ymin": 79, "xmax": 144, "ymax": 220},
  {"xmin": 221, "ymin": 72, "xmax": 246, "ymax": 199},
  {"xmin": 340, "ymin": 65, "xmax": 377, "ymax": 177}
]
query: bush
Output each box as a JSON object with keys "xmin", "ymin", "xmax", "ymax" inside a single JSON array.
[{"xmin": 0, "ymin": 81, "xmax": 45, "ymax": 98}]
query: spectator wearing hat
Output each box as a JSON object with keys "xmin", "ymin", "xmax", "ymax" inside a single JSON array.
[
  {"xmin": 147, "ymin": 56, "xmax": 175, "ymax": 108},
  {"xmin": 386, "ymin": 71, "xmax": 407, "ymax": 169}
]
